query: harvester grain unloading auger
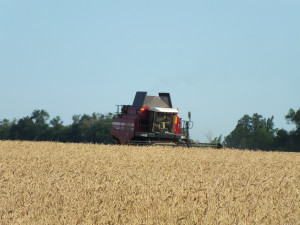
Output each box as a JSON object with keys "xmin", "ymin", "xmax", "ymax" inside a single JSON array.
[{"xmin": 111, "ymin": 91, "xmax": 222, "ymax": 148}]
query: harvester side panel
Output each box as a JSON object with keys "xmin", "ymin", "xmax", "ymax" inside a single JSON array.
[{"xmin": 111, "ymin": 107, "xmax": 137, "ymax": 144}]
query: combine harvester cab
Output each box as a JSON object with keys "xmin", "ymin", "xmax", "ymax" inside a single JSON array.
[{"xmin": 111, "ymin": 91, "xmax": 222, "ymax": 148}]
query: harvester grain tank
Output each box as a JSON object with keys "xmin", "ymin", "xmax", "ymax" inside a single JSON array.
[{"xmin": 111, "ymin": 91, "xmax": 222, "ymax": 148}]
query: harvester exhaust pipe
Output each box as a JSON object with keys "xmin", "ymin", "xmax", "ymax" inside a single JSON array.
[{"xmin": 186, "ymin": 111, "xmax": 192, "ymax": 144}]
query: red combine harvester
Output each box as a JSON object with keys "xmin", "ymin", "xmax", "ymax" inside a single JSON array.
[{"xmin": 111, "ymin": 91, "xmax": 222, "ymax": 148}]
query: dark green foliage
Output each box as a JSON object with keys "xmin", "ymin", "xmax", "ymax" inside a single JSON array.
[
  {"xmin": 285, "ymin": 108, "xmax": 300, "ymax": 130},
  {"xmin": 68, "ymin": 113, "xmax": 113, "ymax": 144},
  {"xmin": 224, "ymin": 109, "xmax": 300, "ymax": 152},
  {"xmin": 282, "ymin": 108, "xmax": 300, "ymax": 152},
  {"xmin": 274, "ymin": 129, "xmax": 290, "ymax": 151},
  {"xmin": 0, "ymin": 110, "xmax": 113, "ymax": 144},
  {"xmin": 0, "ymin": 119, "xmax": 12, "ymax": 140},
  {"xmin": 224, "ymin": 113, "xmax": 276, "ymax": 150}
]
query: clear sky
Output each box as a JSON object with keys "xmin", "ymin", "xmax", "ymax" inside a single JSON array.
[{"xmin": 1, "ymin": 0, "xmax": 299, "ymax": 141}]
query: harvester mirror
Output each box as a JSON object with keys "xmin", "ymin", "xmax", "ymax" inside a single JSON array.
[{"xmin": 188, "ymin": 112, "xmax": 191, "ymax": 120}]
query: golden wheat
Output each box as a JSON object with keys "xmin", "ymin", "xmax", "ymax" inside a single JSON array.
[{"xmin": 0, "ymin": 141, "xmax": 299, "ymax": 224}]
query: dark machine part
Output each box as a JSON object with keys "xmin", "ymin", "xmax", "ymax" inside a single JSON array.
[
  {"xmin": 186, "ymin": 111, "xmax": 193, "ymax": 142},
  {"xmin": 132, "ymin": 91, "xmax": 147, "ymax": 107},
  {"xmin": 158, "ymin": 93, "xmax": 172, "ymax": 108}
]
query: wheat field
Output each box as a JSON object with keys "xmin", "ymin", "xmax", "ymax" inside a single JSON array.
[{"xmin": 0, "ymin": 141, "xmax": 299, "ymax": 224}]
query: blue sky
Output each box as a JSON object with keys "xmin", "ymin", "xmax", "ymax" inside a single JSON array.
[{"xmin": 1, "ymin": 0, "xmax": 299, "ymax": 141}]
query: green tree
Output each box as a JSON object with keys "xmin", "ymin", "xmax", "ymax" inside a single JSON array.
[
  {"xmin": 285, "ymin": 108, "xmax": 300, "ymax": 130},
  {"xmin": 1, "ymin": 110, "xmax": 114, "ymax": 144},
  {"xmin": 10, "ymin": 116, "xmax": 36, "ymax": 140},
  {"xmin": 274, "ymin": 129, "xmax": 290, "ymax": 151},
  {"xmin": 30, "ymin": 110, "xmax": 50, "ymax": 140},
  {"xmin": 49, "ymin": 116, "xmax": 66, "ymax": 142},
  {"xmin": 50, "ymin": 116, "xmax": 63, "ymax": 128},
  {"xmin": 6, "ymin": 110, "xmax": 50, "ymax": 141},
  {"xmin": 0, "ymin": 119, "xmax": 11, "ymax": 139},
  {"xmin": 283, "ymin": 108, "xmax": 300, "ymax": 152},
  {"xmin": 67, "ymin": 113, "xmax": 113, "ymax": 143},
  {"xmin": 224, "ymin": 113, "xmax": 275, "ymax": 150},
  {"xmin": 31, "ymin": 110, "xmax": 50, "ymax": 125},
  {"xmin": 92, "ymin": 113, "xmax": 114, "ymax": 144}
]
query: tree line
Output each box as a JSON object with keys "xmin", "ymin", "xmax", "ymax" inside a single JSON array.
[
  {"xmin": 0, "ymin": 108, "xmax": 299, "ymax": 152},
  {"xmin": 223, "ymin": 108, "xmax": 300, "ymax": 152},
  {"xmin": 0, "ymin": 110, "xmax": 113, "ymax": 144}
]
